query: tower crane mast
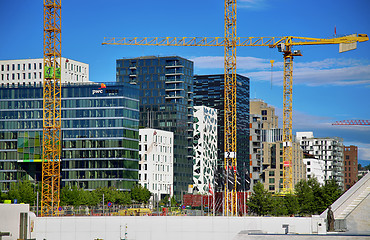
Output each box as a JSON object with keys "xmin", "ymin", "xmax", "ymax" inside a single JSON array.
[{"xmin": 41, "ymin": 0, "xmax": 62, "ymax": 216}]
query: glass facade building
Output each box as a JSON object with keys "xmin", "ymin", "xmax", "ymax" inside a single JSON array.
[
  {"xmin": 193, "ymin": 74, "xmax": 250, "ymax": 191},
  {"xmin": 116, "ymin": 56, "xmax": 194, "ymax": 197},
  {"xmin": 0, "ymin": 82, "xmax": 139, "ymax": 191}
]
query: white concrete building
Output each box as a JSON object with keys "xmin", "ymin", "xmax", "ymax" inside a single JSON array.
[
  {"xmin": 139, "ymin": 128, "xmax": 173, "ymax": 200},
  {"xmin": 193, "ymin": 106, "xmax": 218, "ymax": 195},
  {"xmin": 303, "ymin": 154, "xmax": 326, "ymax": 184},
  {"xmin": 0, "ymin": 57, "xmax": 89, "ymax": 86},
  {"xmin": 297, "ymin": 132, "xmax": 344, "ymax": 188}
]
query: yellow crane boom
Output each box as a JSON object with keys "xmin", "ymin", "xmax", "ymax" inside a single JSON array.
[{"xmin": 102, "ymin": 34, "xmax": 368, "ymax": 48}]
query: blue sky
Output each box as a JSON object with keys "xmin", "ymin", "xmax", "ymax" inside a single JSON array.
[{"xmin": 1, "ymin": 0, "xmax": 369, "ymax": 165}]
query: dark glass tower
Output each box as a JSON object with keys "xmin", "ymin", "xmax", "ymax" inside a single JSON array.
[
  {"xmin": 193, "ymin": 74, "xmax": 250, "ymax": 191},
  {"xmin": 0, "ymin": 82, "xmax": 139, "ymax": 191},
  {"xmin": 116, "ymin": 56, "xmax": 194, "ymax": 198}
]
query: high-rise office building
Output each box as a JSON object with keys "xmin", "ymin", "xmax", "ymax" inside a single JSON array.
[
  {"xmin": 116, "ymin": 56, "xmax": 194, "ymax": 197},
  {"xmin": 0, "ymin": 82, "xmax": 139, "ymax": 191},
  {"xmin": 193, "ymin": 106, "xmax": 218, "ymax": 195},
  {"xmin": 0, "ymin": 58, "xmax": 89, "ymax": 86},
  {"xmin": 193, "ymin": 74, "xmax": 250, "ymax": 191}
]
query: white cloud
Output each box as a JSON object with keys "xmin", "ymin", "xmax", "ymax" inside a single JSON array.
[
  {"xmin": 191, "ymin": 56, "xmax": 370, "ymax": 87},
  {"xmin": 238, "ymin": 0, "xmax": 268, "ymax": 9}
]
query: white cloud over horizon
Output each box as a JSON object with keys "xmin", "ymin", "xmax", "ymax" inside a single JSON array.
[{"xmin": 191, "ymin": 56, "xmax": 370, "ymax": 87}]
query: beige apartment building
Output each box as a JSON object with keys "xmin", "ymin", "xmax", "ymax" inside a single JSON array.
[{"xmin": 250, "ymin": 99, "xmax": 306, "ymax": 193}]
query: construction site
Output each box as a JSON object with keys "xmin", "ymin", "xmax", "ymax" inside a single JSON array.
[{"xmin": 0, "ymin": 0, "xmax": 369, "ymax": 239}]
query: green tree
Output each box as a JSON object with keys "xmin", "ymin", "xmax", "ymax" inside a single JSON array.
[
  {"xmin": 7, "ymin": 180, "xmax": 36, "ymax": 205},
  {"xmin": 116, "ymin": 191, "xmax": 131, "ymax": 205},
  {"xmin": 284, "ymin": 193, "xmax": 299, "ymax": 216},
  {"xmin": 322, "ymin": 179, "xmax": 342, "ymax": 209},
  {"xmin": 295, "ymin": 179, "xmax": 315, "ymax": 215},
  {"xmin": 131, "ymin": 185, "xmax": 151, "ymax": 204},
  {"xmin": 248, "ymin": 182, "xmax": 274, "ymax": 216}
]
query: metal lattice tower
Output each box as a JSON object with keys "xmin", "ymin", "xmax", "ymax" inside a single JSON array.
[
  {"xmin": 223, "ymin": 0, "xmax": 238, "ymax": 216},
  {"xmin": 41, "ymin": 0, "xmax": 62, "ymax": 217}
]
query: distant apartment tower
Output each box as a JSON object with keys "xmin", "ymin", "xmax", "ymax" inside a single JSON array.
[
  {"xmin": 343, "ymin": 145, "xmax": 358, "ymax": 191},
  {"xmin": 0, "ymin": 58, "xmax": 89, "ymax": 86},
  {"xmin": 250, "ymin": 99, "xmax": 278, "ymax": 130},
  {"xmin": 249, "ymin": 114, "xmax": 263, "ymax": 191},
  {"xmin": 193, "ymin": 74, "xmax": 250, "ymax": 192},
  {"xmin": 116, "ymin": 56, "xmax": 194, "ymax": 197},
  {"xmin": 193, "ymin": 106, "xmax": 218, "ymax": 194},
  {"xmin": 262, "ymin": 141, "xmax": 306, "ymax": 193},
  {"xmin": 0, "ymin": 83, "xmax": 139, "ymax": 191},
  {"xmin": 139, "ymin": 129, "xmax": 173, "ymax": 200},
  {"xmin": 297, "ymin": 132, "xmax": 344, "ymax": 188}
]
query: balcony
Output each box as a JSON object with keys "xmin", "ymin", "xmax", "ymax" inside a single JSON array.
[
  {"xmin": 165, "ymin": 64, "xmax": 184, "ymax": 68},
  {"xmin": 165, "ymin": 94, "xmax": 184, "ymax": 99}
]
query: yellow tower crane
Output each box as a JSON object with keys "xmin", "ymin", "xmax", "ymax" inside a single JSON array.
[
  {"xmin": 41, "ymin": 0, "xmax": 62, "ymax": 216},
  {"xmin": 103, "ymin": 34, "xmax": 368, "ymax": 197},
  {"xmin": 103, "ymin": 2, "xmax": 368, "ymax": 215}
]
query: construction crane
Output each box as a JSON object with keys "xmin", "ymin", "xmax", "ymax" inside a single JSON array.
[
  {"xmin": 332, "ymin": 120, "xmax": 370, "ymax": 125},
  {"xmin": 103, "ymin": 0, "xmax": 368, "ymax": 213},
  {"xmin": 103, "ymin": 34, "xmax": 368, "ymax": 196},
  {"xmin": 41, "ymin": 0, "xmax": 62, "ymax": 216}
]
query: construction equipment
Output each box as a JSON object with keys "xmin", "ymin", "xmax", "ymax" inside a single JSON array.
[
  {"xmin": 41, "ymin": 0, "xmax": 62, "ymax": 216},
  {"xmin": 103, "ymin": 0, "xmax": 368, "ymax": 213},
  {"xmin": 103, "ymin": 34, "xmax": 368, "ymax": 195},
  {"xmin": 332, "ymin": 120, "xmax": 370, "ymax": 125}
]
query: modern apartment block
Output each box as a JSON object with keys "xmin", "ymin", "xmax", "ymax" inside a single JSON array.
[
  {"xmin": 0, "ymin": 82, "xmax": 139, "ymax": 191},
  {"xmin": 343, "ymin": 145, "xmax": 358, "ymax": 191},
  {"xmin": 250, "ymin": 99, "xmax": 278, "ymax": 130},
  {"xmin": 262, "ymin": 141, "xmax": 306, "ymax": 193},
  {"xmin": 249, "ymin": 114, "xmax": 263, "ymax": 191},
  {"xmin": 0, "ymin": 58, "xmax": 89, "ymax": 86},
  {"xmin": 116, "ymin": 56, "xmax": 194, "ymax": 197},
  {"xmin": 193, "ymin": 106, "xmax": 218, "ymax": 195},
  {"xmin": 193, "ymin": 74, "xmax": 250, "ymax": 192},
  {"xmin": 302, "ymin": 153, "xmax": 325, "ymax": 184},
  {"xmin": 138, "ymin": 129, "xmax": 173, "ymax": 200},
  {"xmin": 297, "ymin": 132, "xmax": 344, "ymax": 188}
]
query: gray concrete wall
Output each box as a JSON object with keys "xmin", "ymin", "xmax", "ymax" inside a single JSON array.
[
  {"xmin": 346, "ymin": 197, "xmax": 370, "ymax": 234},
  {"xmin": 35, "ymin": 216, "xmax": 323, "ymax": 240}
]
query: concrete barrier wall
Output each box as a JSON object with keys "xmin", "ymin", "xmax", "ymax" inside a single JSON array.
[{"xmin": 35, "ymin": 216, "xmax": 322, "ymax": 240}]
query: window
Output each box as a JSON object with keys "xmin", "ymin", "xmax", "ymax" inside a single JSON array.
[
  {"xmin": 34, "ymin": 63, "xmax": 36, "ymax": 69},
  {"xmin": 346, "ymin": 155, "xmax": 349, "ymax": 159},
  {"xmin": 1, "ymin": 65, "xmax": 3, "ymax": 71},
  {"xmin": 12, "ymin": 64, "xmax": 15, "ymax": 70},
  {"xmin": 269, "ymin": 185, "xmax": 275, "ymax": 191},
  {"xmin": 28, "ymin": 63, "xmax": 31, "ymax": 70},
  {"xmin": 269, "ymin": 171, "xmax": 275, "ymax": 176},
  {"xmin": 269, "ymin": 178, "xmax": 275, "ymax": 183},
  {"xmin": 261, "ymin": 110, "xmax": 267, "ymax": 115},
  {"xmin": 28, "ymin": 73, "xmax": 31, "ymax": 79},
  {"xmin": 39, "ymin": 63, "xmax": 42, "ymax": 69}
]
